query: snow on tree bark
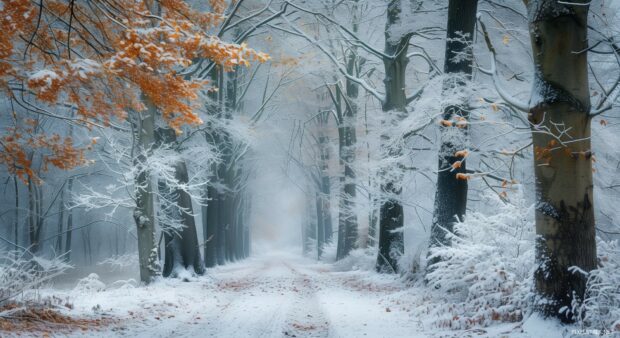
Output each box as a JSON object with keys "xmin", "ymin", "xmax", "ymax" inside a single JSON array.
[
  {"xmin": 134, "ymin": 97, "xmax": 161, "ymax": 284},
  {"xmin": 428, "ymin": 0, "xmax": 478, "ymax": 268},
  {"xmin": 376, "ymin": 0, "xmax": 410, "ymax": 274},
  {"xmin": 524, "ymin": 0, "xmax": 597, "ymax": 323},
  {"xmin": 155, "ymin": 127, "xmax": 205, "ymax": 278}
]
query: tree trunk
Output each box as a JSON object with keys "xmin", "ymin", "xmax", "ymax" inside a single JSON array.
[
  {"xmin": 156, "ymin": 128, "xmax": 205, "ymax": 277},
  {"xmin": 525, "ymin": 0, "xmax": 596, "ymax": 322},
  {"xmin": 243, "ymin": 198, "xmax": 251, "ymax": 258},
  {"xmin": 376, "ymin": 0, "xmax": 410, "ymax": 273},
  {"xmin": 315, "ymin": 191, "xmax": 325, "ymax": 258},
  {"xmin": 216, "ymin": 188, "xmax": 228, "ymax": 265},
  {"xmin": 335, "ymin": 51, "xmax": 361, "ymax": 259},
  {"xmin": 27, "ymin": 175, "xmax": 43, "ymax": 254},
  {"xmin": 317, "ymin": 111, "xmax": 332, "ymax": 257},
  {"xmin": 336, "ymin": 86, "xmax": 359, "ymax": 260},
  {"xmin": 65, "ymin": 177, "xmax": 74, "ymax": 262},
  {"xmin": 428, "ymin": 0, "xmax": 478, "ymax": 266},
  {"xmin": 202, "ymin": 67, "xmax": 220, "ymax": 268},
  {"xmin": 133, "ymin": 97, "xmax": 161, "ymax": 284},
  {"xmin": 204, "ymin": 184, "xmax": 219, "ymax": 267},
  {"xmin": 234, "ymin": 192, "xmax": 245, "ymax": 260},
  {"xmin": 13, "ymin": 176, "xmax": 19, "ymax": 253},
  {"xmin": 55, "ymin": 184, "xmax": 65, "ymax": 253}
]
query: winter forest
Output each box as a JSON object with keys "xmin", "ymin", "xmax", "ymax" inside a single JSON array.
[{"xmin": 0, "ymin": 0, "xmax": 619, "ymax": 337}]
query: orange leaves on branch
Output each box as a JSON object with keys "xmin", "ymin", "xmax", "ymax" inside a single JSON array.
[
  {"xmin": 0, "ymin": 0, "xmax": 269, "ymax": 178},
  {"xmin": 454, "ymin": 150, "xmax": 469, "ymax": 158},
  {"xmin": 440, "ymin": 119, "xmax": 453, "ymax": 127},
  {"xmin": 0, "ymin": 131, "xmax": 88, "ymax": 183},
  {"xmin": 0, "ymin": 0, "xmax": 36, "ymax": 79},
  {"xmin": 456, "ymin": 173, "xmax": 470, "ymax": 181}
]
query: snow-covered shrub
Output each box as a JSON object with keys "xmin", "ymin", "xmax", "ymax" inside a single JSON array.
[
  {"xmin": 332, "ymin": 247, "xmax": 377, "ymax": 272},
  {"xmin": 0, "ymin": 252, "xmax": 69, "ymax": 304},
  {"xmin": 74, "ymin": 273, "xmax": 106, "ymax": 292},
  {"xmin": 425, "ymin": 187, "xmax": 535, "ymax": 328},
  {"xmin": 107, "ymin": 279, "xmax": 138, "ymax": 290},
  {"xmin": 319, "ymin": 240, "xmax": 337, "ymax": 263},
  {"xmin": 574, "ymin": 239, "xmax": 620, "ymax": 333}
]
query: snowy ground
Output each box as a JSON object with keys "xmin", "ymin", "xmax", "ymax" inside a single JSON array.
[{"xmin": 3, "ymin": 250, "xmax": 579, "ymax": 337}]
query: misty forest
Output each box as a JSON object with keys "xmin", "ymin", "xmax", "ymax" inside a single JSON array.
[{"xmin": 0, "ymin": 0, "xmax": 619, "ymax": 337}]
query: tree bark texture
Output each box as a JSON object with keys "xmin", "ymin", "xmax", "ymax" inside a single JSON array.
[
  {"xmin": 525, "ymin": 0, "xmax": 596, "ymax": 322},
  {"xmin": 428, "ymin": 0, "xmax": 478, "ymax": 265}
]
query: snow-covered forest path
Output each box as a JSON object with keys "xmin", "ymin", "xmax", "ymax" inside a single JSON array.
[
  {"xmin": 139, "ymin": 251, "xmax": 422, "ymax": 337},
  {"xmin": 52, "ymin": 250, "xmax": 430, "ymax": 338}
]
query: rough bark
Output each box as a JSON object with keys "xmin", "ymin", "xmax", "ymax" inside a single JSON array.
[
  {"xmin": 336, "ymin": 83, "xmax": 359, "ymax": 260},
  {"xmin": 428, "ymin": 0, "xmax": 478, "ymax": 266},
  {"xmin": 156, "ymin": 128, "xmax": 205, "ymax": 278},
  {"xmin": 333, "ymin": 0, "xmax": 363, "ymax": 261},
  {"xmin": 133, "ymin": 97, "xmax": 161, "ymax": 284},
  {"xmin": 525, "ymin": 0, "xmax": 596, "ymax": 322},
  {"xmin": 376, "ymin": 0, "xmax": 409, "ymax": 273}
]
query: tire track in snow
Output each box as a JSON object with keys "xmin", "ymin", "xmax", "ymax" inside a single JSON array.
[
  {"xmin": 281, "ymin": 261, "xmax": 330, "ymax": 338},
  {"xmin": 195, "ymin": 257, "xmax": 298, "ymax": 337}
]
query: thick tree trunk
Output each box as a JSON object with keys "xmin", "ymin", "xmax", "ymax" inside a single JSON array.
[
  {"xmin": 525, "ymin": 0, "xmax": 596, "ymax": 322},
  {"xmin": 156, "ymin": 128, "xmax": 205, "ymax": 277},
  {"xmin": 335, "ymin": 62, "xmax": 361, "ymax": 259},
  {"xmin": 376, "ymin": 0, "xmax": 409, "ymax": 273},
  {"xmin": 202, "ymin": 67, "xmax": 220, "ymax": 268},
  {"xmin": 336, "ymin": 101, "xmax": 358, "ymax": 259},
  {"xmin": 133, "ymin": 98, "xmax": 160, "ymax": 284},
  {"xmin": 428, "ymin": 0, "xmax": 478, "ymax": 266},
  {"xmin": 334, "ymin": 1, "xmax": 362, "ymax": 260}
]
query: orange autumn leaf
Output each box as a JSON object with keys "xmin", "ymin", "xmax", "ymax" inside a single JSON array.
[
  {"xmin": 440, "ymin": 119, "xmax": 453, "ymax": 127},
  {"xmin": 456, "ymin": 173, "xmax": 470, "ymax": 180},
  {"xmin": 454, "ymin": 150, "xmax": 469, "ymax": 158},
  {"xmin": 0, "ymin": 0, "xmax": 267, "ymax": 182}
]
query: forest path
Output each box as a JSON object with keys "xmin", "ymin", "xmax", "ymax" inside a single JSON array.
[
  {"xmin": 175, "ymin": 250, "xmax": 423, "ymax": 338},
  {"xmin": 47, "ymin": 250, "xmax": 426, "ymax": 337}
]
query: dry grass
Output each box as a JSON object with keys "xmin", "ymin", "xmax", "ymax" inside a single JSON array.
[{"xmin": 0, "ymin": 302, "xmax": 114, "ymax": 335}]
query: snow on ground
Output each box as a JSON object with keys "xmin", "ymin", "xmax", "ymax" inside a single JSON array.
[{"xmin": 3, "ymin": 250, "xmax": 581, "ymax": 337}]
